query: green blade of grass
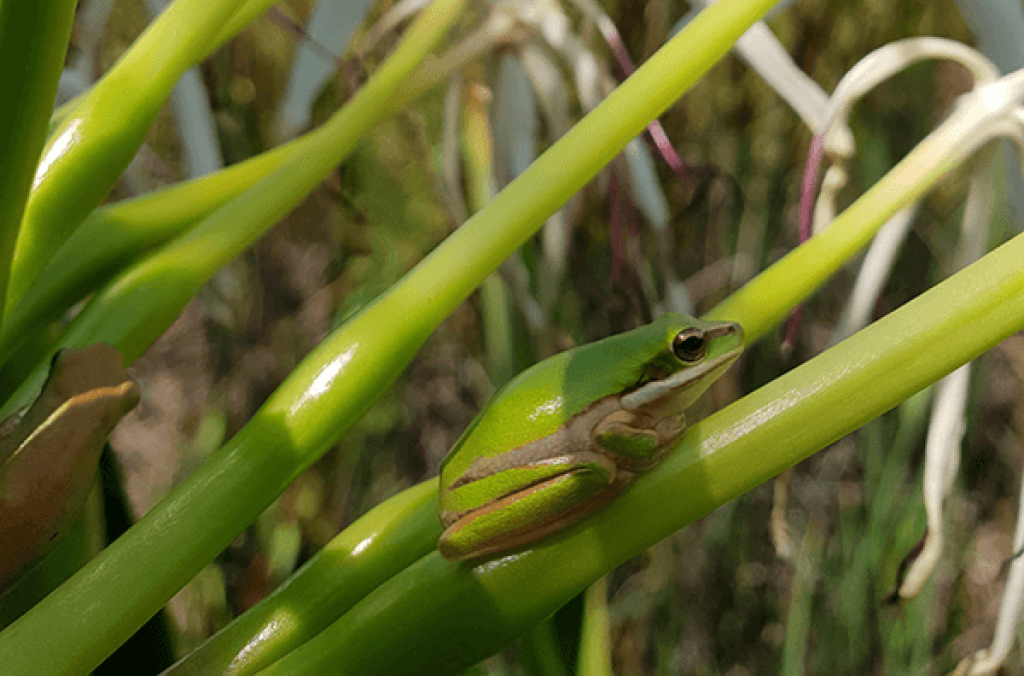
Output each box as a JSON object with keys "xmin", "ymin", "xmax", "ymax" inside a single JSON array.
[{"xmin": 0, "ymin": 0, "xmax": 77, "ymax": 321}]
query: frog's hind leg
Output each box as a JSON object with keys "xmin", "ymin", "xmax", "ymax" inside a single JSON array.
[{"xmin": 439, "ymin": 453, "xmax": 629, "ymax": 562}]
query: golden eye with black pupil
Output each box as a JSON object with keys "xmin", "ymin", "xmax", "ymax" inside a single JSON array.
[{"xmin": 673, "ymin": 329, "xmax": 706, "ymax": 363}]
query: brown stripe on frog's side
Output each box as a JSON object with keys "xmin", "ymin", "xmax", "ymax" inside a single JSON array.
[
  {"xmin": 440, "ymin": 450, "xmax": 618, "ymax": 529},
  {"xmin": 448, "ymin": 396, "xmax": 624, "ymax": 490},
  {"xmin": 439, "ymin": 465, "xmax": 638, "ymax": 562}
]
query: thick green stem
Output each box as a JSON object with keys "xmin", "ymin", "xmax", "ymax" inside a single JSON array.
[{"xmin": 0, "ymin": 1, "xmax": 77, "ymax": 322}]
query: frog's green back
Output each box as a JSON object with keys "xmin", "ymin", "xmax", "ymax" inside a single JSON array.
[{"xmin": 440, "ymin": 315, "xmax": 692, "ymax": 479}]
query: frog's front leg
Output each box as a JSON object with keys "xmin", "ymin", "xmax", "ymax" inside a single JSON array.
[
  {"xmin": 439, "ymin": 452, "xmax": 623, "ymax": 562},
  {"xmin": 593, "ymin": 410, "xmax": 685, "ymax": 470}
]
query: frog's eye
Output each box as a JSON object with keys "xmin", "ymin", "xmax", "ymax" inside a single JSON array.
[{"xmin": 672, "ymin": 328, "xmax": 706, "ymax": 363}]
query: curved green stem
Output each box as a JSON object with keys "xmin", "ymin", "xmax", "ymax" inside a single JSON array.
[
  {"xmin": 0, "ymin": 1, "xmax": 77, "ymax": 321},
  {"xmin": 163, "ymin": 482, "xmax": 441, "ymax": 676}
]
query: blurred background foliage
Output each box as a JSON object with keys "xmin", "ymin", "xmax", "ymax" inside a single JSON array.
[{"xmin": 74, "ymin": 0, "xmax": 1024, "ymax": 673}]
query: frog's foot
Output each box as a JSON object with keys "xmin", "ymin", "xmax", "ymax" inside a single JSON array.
[
  {"xmin": 654, "ymin": 414, "xmax": 686, "ymax": 444},
  {"xmin": 594, "ymin": 410, "xmax": 680, "ymax": 470}
]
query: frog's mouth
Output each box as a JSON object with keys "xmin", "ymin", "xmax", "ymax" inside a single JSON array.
[{"xmin": 620, "ymin": 323, "xmax": 743, "ymax": 412}]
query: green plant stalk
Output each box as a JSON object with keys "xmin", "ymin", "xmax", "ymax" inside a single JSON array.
[
  {"xmin": 6, "ymin": 0, "xmax": 251, "ymax": 316},
  {"xmin": 47, "ymin": 0, "xmax": 282, "ymax": 136},
  {"xmin": 253, "ymin": 227, "xmax": 1024, "ymax": 676},
  {"xmin": 520, "ymin": 618, "xmax": 572, "ymax": 676},
  {"xmin": 461, "ymin": 82, "xmax": 516, "ymax": 386},
  {"xmin": 163, "ymin": 482, "xmax": 441, "ymax": 676},
  {"xmin": 0, "ymin": 0, "xmax": 776, "ymax": 672},
  {"xmin": 577, "ymin": 576, "xmax": 612, "ymax": 676},
  {"xmin": 0, "ymin": 1, "xmax": 77, "ymax": 322},
  {"xmin": 481, "ymin": 276, "xmax": 516, "ymax": 387},
  {"xmin": 0, "ymin": 0, "xmax": 469, "ymax": 420},
  {"xmin": 781, "ymin": 524, "xmax": 821, "ymax": 676}
]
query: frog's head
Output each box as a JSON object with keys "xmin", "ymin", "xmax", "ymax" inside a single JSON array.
[{"xmin": 621, "ymin": 315, "xmax": 743, "ymax": 413}]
